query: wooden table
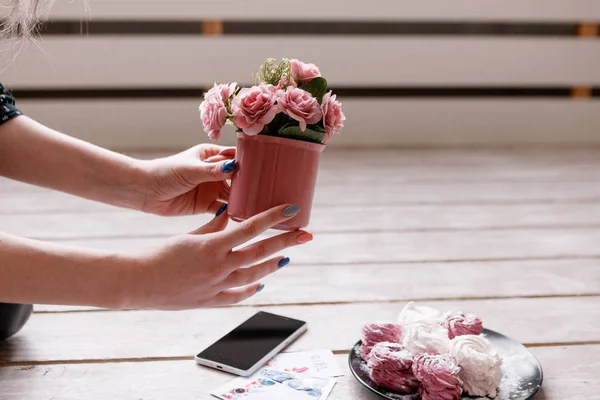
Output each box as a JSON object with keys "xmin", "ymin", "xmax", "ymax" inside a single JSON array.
[{"xmin": 1, "ymin": 149, "xmax": 599, "ymax": 399}]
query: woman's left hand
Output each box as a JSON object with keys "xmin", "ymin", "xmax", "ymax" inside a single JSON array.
[{"xmin": 138, "ymin": 144, "xmax": 236, "ymax": 216}]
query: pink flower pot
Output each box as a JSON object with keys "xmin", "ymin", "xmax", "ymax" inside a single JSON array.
[{"xmin": 227, "ymin": 132, "xmax": 325, "ymax": 231}]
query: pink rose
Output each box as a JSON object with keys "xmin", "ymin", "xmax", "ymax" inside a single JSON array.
[
  {"xmin": 276, "ymin": 76, "xmax": 297, "ymax": 90},
  {"xmin": 199, "ymin": 82, "xmax": 236, "ymax": 141},
  {"xmin": 231, "ymin": 85, "xmax": 280, "ymax": 135},
  {"xmin": 321, "ymin": 91, "xmax": 345, "ymax": 143},
  {"xmin": 206, "ymin": 82, "xmax": 237, "ymax": 103},
  {"xmin": 290, "ymin": 59, "xmax": 321, "ymax": 84},
  {"xmin": 277, "ymin": 87, "xmax": 323, "ymax": 131}
]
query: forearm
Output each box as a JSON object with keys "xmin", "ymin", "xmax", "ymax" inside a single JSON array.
[
  {"xmin": 0, "ymin": 116, "xmax": 147, "ymax": 210},
  {"xmin": 0, "ymin": 232, "xmax": 134, "ymax": 308}
]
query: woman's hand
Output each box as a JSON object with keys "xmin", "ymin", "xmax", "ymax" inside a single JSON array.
[
  {"xmin": 0, "ymin": 118, "xmax": 235, "ymax": 214},
  {"xmin": 139, "ymin": 144, "xmax": 237, "ymax": 216},
  {"xmin": 125, "ymin": 203, "xmax": 313, "ymax": 310},
  {"xmin": 0, "ymin": 202, "xmax": 311, "ymax": 310}
]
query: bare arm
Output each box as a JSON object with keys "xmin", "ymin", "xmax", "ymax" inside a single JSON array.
[
  {"xmin": 0, "ymin": 231, "xmax": 132, "ymax": 308},
  {"xmin": 0, "ymin": 116, "xmax": 147, "ymax": 210},
  {"xmin": 0, "ymin": 205, "xmax": 311, "ymax": 309}
]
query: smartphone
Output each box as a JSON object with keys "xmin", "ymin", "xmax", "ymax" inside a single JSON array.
[{"xmin": 195, "ymin": 311, "xmax": 308, "ymax": 376}]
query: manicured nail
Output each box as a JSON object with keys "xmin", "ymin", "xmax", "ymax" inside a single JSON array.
[
  {"xmin": 222, "ymin": 160, "xmax": 236, "ymax": 173},
  {"xmin": 256, "ymin": 283, "xmax": 265, "ymax": 293},
  {"xmin": 216, "ymin": 203, "xmax": 228, "ymax": 217},
  {"xmin": 297, "ymin": 233, "xmax": 313, "ymax": 244},
  {"xmin": 283, "ymin": 204, "xmax": 300, "ymax": 217},
  {"xmin": 278, "ymin": 257, "xmax": 290, "ymax": 268}
]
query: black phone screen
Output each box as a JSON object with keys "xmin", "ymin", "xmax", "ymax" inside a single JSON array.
[{"xmin": 196, "ymin": 311, "xmax": 306, "ymax": 371}]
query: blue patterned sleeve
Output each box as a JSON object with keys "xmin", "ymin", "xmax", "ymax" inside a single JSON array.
[{"xmin": 0, "ymin": 84, "xmax": 22, "ymax": 125}]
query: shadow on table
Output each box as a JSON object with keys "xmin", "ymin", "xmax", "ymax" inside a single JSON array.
[
  {"xmin": 532, "ymin": 387, "xmax": 548, "ymax": 399},
  {"xmin": 0, "ymin": 335, "xmax": 31, "ymax": 364}
]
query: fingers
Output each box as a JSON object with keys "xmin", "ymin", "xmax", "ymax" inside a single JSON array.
[
  {"xmin": 218, "ymin": 183, "xmax": 231, "ymax": 202},
  {"xmin": 226, "ymin": 230, "xmax": 310, "ymax": 269},
  {"xmin": 211, "ymin": 283, "xmax": 265, "ymax": 306},
  {"xmin": 220, "ymin": 180, "xmax": 231, "ymax": 194},
  {"xmin": 217, "ymin": 148, "xmax": 236, "ymax": 158},
  {"xmin": 195, "ymin": 158, "xmax": 237, "ymax": 182},
  {"xmin": 207, "ymin": 200, "xmax": 228, "ymax": 215},
  {"xmin": 189, "ymin": 203, "xmax": 229, "ymax": 234},
  {"xmin": 204, "ymin": 154, "xmax": 234, "ymax": 163},
  {"xmin": 195, "ymin": 144, "xmax": 236, "ymax": 160},
  {"xmin": 221, "ymin": 256, "xmax": 290, "ymax": 289},
  {"xmin": 220, "ymin": 204, "xmax": 302, "ymax": 248}
]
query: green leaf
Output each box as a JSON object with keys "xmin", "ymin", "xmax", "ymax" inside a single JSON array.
[
  {"xmin": 299, "ymin": 77, "xmax": 328, "ymax": 103},
  {"xmin": 277, "ymin": 125, "xmax": 325, "ymax": 144},
  {"xmin": 307, "ymin": 123, "xmax": 326, "ymax": 133},
  {"xmin": 263, "ymin": 113, "xmax": 290, "ymax": 135}
]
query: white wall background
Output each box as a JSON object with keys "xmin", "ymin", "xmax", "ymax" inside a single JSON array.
[{"xmin": 1, "ymin": 0, "xmax": 599, "ymax": 150}]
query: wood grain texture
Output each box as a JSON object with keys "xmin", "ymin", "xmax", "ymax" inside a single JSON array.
[
  {"xmin": 577, "ymin": 23, "xmax": 599, "ymax": 37},
  {"xmin": 33, "ymin": 229, "xmax": 600, "ymax": 266},
  {"xmin": 0, "ymin": 346, "xmax": 598, "ymax": 400},
  {"xmin": 1, "ymin": 149, "xmax": 599, "ymax": 398},
  {"xmin": 45, "ymin": 0, "xmax": 600, "ymax": 21},
  {"xmin": 3, "ymin": 148, "xmax": 600, "ymax": 190},
  {"xmin": 4, "ymin": 203, "xmax": 600, "ymax": 239},
  {"xmin": 3, "ymin": 180, "xmax": 600, "ymax": 215},
  {"xmin": 6, "ymin": 37, "xmax": 600, "ymax": 88},
  {"xmin": 572, "ymin": 87, "xmax": 593, "ymax": 98},
  {"xmin": 13, "ymin": 99, "xmax": 600, "ymax": 149},
  {"xmin": 33, "ymin": 258, "xmax": 600, "ymax": 312},
  {"xmin": 2, "ymin": 297, "xmax": 598, "ymax": 363},
  {"xmin": 201, "ymin": 20, "xmax": 223, "ymax": 35}
]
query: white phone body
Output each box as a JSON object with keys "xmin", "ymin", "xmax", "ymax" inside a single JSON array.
[{"xmin": 195, "ymin": 311, "xmax": 308, "ymax": 377}]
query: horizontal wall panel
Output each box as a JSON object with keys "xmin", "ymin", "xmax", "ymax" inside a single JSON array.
[
  {"xmin": 3, "ymin": 37, "xmax": 600, "ymax": 88},
  {"xmin": 15, "ymin": 99, "xmax": 600, "ymax": 149},
  {"xmin": 47, "ymin": 0, "xmax": 600, "ymax": 22},
  {"xmin": 11, "ymin": 87, "xmax": 591, "ymax": 99},
  {"xmin": 36, "ymin": 21, "xmax": 584, "ymax": 37}
]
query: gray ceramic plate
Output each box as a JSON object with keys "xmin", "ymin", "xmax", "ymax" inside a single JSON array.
[{"xmin": 348, "ymin": 329, "xmax": 543, "ymax": 400}]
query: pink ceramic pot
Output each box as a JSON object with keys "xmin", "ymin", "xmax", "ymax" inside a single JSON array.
[{"xmin": 228, "ymin": 132, "xmax": 324, "ymax": 231}]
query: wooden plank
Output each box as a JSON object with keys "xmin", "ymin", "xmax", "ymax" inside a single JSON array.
[
  {"xmin": 3, "ymin": 298, "xmax": 599, "ymax": 363},
  {"xmin": 577, "ymin": 23, "xmax": 599, "ymax": 37},
  {"xmin": 12, "ymin": 99, "xmax": 600, "ymax": 149},
  {"xmin": 3, "ymin": 149, "xmax": 600, "ymax": 191},
  {"xmin": 5, "ymin": 37, "xmax": 600, "ymax": 88},
  {"xmin": 47, "ymin": 0, "xmax": 600, "ymax": 22},
  {"xmin": 529, "ymin": 345, "xmax": 600, "ymax": 400},
  {"xmin": 4, "ymin": 203, "xmax": 600, "ymax": 239},
  {"xmin": 48, "ymin": 228, "xmax": 600, "ymax": 265},
  {"xmin": 33, "ymin": 258, "xmax": 600, "ymax": 312},
  {"xmin": 2, "ymin": 179, "xmax": 600, "ymax": 215},
  {"xmin": 572, "ymin": 87, "xmax": 593, "ymax": 98},
  {"xmin": 2, "ymin": 345, "xmax": 598, "ymax": 400},
  {"xmin": 201, "ymin": 20, "xmax": 223, "ymax": 35}
]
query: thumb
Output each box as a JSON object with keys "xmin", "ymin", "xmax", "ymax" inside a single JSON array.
[
  {"xmin": 197, "ymin": 159, "xmax": 236, "ymax": 182},
  {"xmin": 189, "ymin": 203, "xmax": 229, "ymax": 235}
]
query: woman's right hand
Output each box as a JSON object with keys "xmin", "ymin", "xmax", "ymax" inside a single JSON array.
[{"xmin": 123, "ymin": 204, "xmax": 313, "ymax": 310}]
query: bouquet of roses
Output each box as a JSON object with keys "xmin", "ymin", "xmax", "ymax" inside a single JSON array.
[{"xmin": 199, "ymin": 58, "xmax": 346, "ymax": 145}]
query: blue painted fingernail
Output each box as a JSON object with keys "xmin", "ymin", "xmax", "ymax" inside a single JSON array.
[
  {"xmin": 278, "ymin": 257, "xmax": 290, "ymax": 268},
  {"xmin": 216, "ymin": 203, "xmax": 228, "ymax": 217},
  {"xmin": 222, "ymin": 160, "xmax": 235, "ymax": 173},
  {"xmin": 283, "ymin": 204, "xmax": 300, "ymax": 217},
  {"xmin": 256, "ymin": 283, "xmax": 265, "ymax": 293}
]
